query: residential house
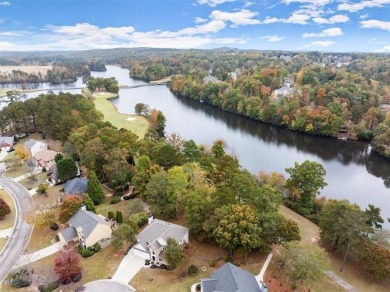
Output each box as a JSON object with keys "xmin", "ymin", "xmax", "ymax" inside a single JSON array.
[
  {"xmin": 133, "ymin": 215, "xmax": 189, "ymax": 264},
  {"xmin": 0, "ymin": 136, "xmax": 14, "ymax": 151},
  {"xmin": 274, "ymin": 86, "xmax": 293, "ymax": 97},
  {"xmin": 203, "ymin": 75, "xmax": 219, "ymax": 84},
  {"xmin": 24, "ymin": 139, "xmax": 48, "ymax": 157},
  {"xmin": 58, "ymin": 207, "xmax": 111, "ymax": 248},
  {"xmin": 34, "ymin": 149, "xmax": 58, "ymax": 171},
  {"xmin": 64, "ymin": 177, "xmax": 88, "ymax": 196},
  {"xmin": 201, "ymin": 262, "xmax": 263, "ymax": 292}
]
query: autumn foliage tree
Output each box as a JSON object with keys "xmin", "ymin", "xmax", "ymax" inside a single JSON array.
[
  {"xmin": 54, "ymin": 249, "xmax": 82, "ymax": 284},
  {"xmin": 59, "ymin": 195, "xmax": 83, "ymax": 223},
  {"xmin": 15, "ymin": 145, "xmax": 30, "ymax": 161},
  {"xmin": 0, "ymin": 197, "xmax": 11, "ymax": 220}
]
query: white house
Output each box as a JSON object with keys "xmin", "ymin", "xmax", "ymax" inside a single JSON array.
[
  {"xmin": 0, "ymin": 136, "xmax": 14, "ymax": 151},
  {"xmin": 24, "ymin": 139, "xmax": 48, "ymax": 157},
  {"xmin": 58, "ymin": 208, "xmax": 111, "ymax": 248},
  {"xmin": 133, "ymin": 215, "xmax": 189, "ymax": 264}
]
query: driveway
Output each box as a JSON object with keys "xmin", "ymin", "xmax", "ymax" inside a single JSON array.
[
  {"xmin": 0, "ymin": 177, "xmax": 34, "ymax": 283},
  {"xmin": 111, "ymin": 248, "xmax": 145, "ymax": 284},
  {"xmin": 13, "ymin": 242, "xmax": 65, "ymax": 270}
]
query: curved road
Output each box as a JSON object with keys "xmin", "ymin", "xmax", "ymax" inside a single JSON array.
[{"xmin": 0, "ymin": 176, "xmax": 34, "ymax": 283}]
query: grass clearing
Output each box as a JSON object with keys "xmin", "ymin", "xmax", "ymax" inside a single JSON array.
[
  {"xmin": 0, "ymin": 65, "xmax": 51, "ymax": 75},
  {"xmin": 0, "ymin": 238, "xmax": 7, "ymax": 253},
  {"xmin": 279, "ymin": 205, "xmax": 390, "ymax": 291},
  {"xmin": 149, "ymin": 76, "xmax": 172, "ymax": 84},
  {"xmin": 19, "ymin": 172, "xmax": 48, "ymax": 190},
  {"xmin": 96, "ymin": 197, "xmax": 145, "ymax": 220},
  {"xmin": 92, "ymin": 92, "xmax": 149, "ymax": 138},
  {"xmin": 25, "ymin": 225, "xmax": 57, "ymax": 253},
  {"xmin": 0, "ymin": 190, "xmax": 16, "ymax": 230}
]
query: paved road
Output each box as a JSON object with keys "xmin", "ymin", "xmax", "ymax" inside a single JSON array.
[{"xmin": 0, "ymin": 176, "xmax": 34, "ymax": 283}]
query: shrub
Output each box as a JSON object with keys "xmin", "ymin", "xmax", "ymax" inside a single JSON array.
[
  {"xmin": 129, "ymin": 212, "xmax": 148, "ymax": 227},
  {"xmin": 36, "ymin": 183, "xmax": 49, "ymax": 195},
  {"xmin": 10, "ymin": 268, "xmax": 32, "ymax": 288},
  {"xmin": 93, "ymin": 242, "xmax": 101, "ymax": 252},
  {"xmin": 180, "ymin": 271, "xmax": 187, "ymax": 278},
  {"xmin": 108, "ymin": 211, "xmax": 114, "ymax": 219},
  {"xmin": 114, "ymin": 190, "xmax": 123, "ymax": 197},
  {"xmin": 209, "ymin": 259, "xmax": 216, "ymax": 267},
  {"xmin": 42, "ymin": 166, "xmax": 47, "ymax": 172},
  {"xmin": 81, "ymin": 249, "xmax": 94, "ymax": 258},
  {"xmin": 38, "ymin": 280, "xmax": 59, "ymax": 292},
  {"xmin": 72, "ymin": 273, "xmax": 82, "ymax": 282},
  {"xmin": 188, "ymin": 265, "xmax": 199, "ymax": 275},
  {"xmin": 116, "ymin": 211, "xmax": 123, "ymax": 223},
  {"xmin": 110, "ymin": 197, "xmax": 121, "ymax": 204},
  {"xmin": 50, "ymin": 222, "xmax": 59, "ymax": 230},
  {"xmin": 123, "ymin": 194, "xmax": 136, "ymax": 200}
]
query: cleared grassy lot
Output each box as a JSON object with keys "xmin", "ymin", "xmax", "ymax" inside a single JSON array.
[{"xmin": 0, "ymin": 190, "xmax": 16, "ymax": 230}]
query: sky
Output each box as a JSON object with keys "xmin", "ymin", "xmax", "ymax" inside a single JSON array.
[{"xmin": 0, "ymin": 0, "xmax": 389, "ymax": 52}]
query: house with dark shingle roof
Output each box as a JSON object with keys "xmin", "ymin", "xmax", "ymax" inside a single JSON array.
[
  {"xmin": 132, "ymin": 215, "xmax": 189, "ymax": 263},
  {"xmin": 0, "ymin": 136, "xmax": 14, "ymax": 151},
  {"xmin": 58, "ymin": 208, "xmax": 111, "ymax": 248},
  {"xmin": 64, "ymin": 177, "xmax": 88, "ymax": 195},
  {"xmin": 201, "ymin": 262, "xmax": 262, "ymax": 292}
]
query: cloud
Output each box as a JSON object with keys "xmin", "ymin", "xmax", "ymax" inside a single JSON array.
[
  {"xmin": 197, "ymin": 0, "xmax": 235, "ymax": 6},
  {"xmin": 338, "ymin": 0, "xmax": 390, "ymax": 12},
  {"xmin": 243, "ymin": 1, "xmax": 253, "ymax": 7},
  {"xmin": 302, "ymin": 40, "xmax": 336, "ymax": 47},
  {"xmin": 303, "ymin": 27, "xmax": 343, "ymax": 37},
  {"xmin": 0, "ymin": 41, "xmax": 16, "ymax": 50},
  {"xmin": 260, "ymin": 12, "xmax": 311, "ymax": 25},
  {"xmin": 0, "ymin": 31, "xmax": 29, "ymax": 37},
  {"xmin": 359, "ymin": 13, "xmax": 369, "ymax": 19},
  {"xmin": 0, "ymin": 2, "xmax": 11, "ymax": 6},
  {"xmin": 374, "ymin": 45, "xmax": 390, "ymax": 52},
  {"xmin": 282, "ymin": 0, "xmax": 332, "ymax": 5},
  {"xmin": 368, "ymin": 38, "xmax": 385, "ymax": 44},
  {"xmin": 360, "ymin": 20, "xmax": 390, "ymax": 31},
  {"xmin": 312, "ymin": 14, "xmax": 349, "ymax": 24},
  {"xmin": 211, "ymin": 9, "xmax": 260, "ymax": 27},
  {"xmin": 260, "ymin": 35, "xmax": 284, "ymax": 42},
  {"xmin": 194, "ymin": 17, "xmax": 207, "ymax": 23}
]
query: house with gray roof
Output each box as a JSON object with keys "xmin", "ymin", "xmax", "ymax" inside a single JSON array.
[
  {"xmin": 203, "ymin": 75, "xmax": 220, "ymax": 84},
  {"xmin": 58, "ymin": 207, "xmax": 111, "ymax": 248},
  {"xmin": 23, "ymin": 139, "xmax": 47, "ymax": 157},
  {"xmin": 64, "ymin": 177, "xmax": 88, "ymax": 195},
  {"xmin": 132, "ymin": 215, "xmax": 189, "ymax": 264},
  {"xmin": 201, "ymin": 262, "xmax": 262, "ymax": 292}
]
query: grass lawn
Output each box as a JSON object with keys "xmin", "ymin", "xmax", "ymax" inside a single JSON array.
[
  {"xmin": 0, "ymin": 238, "xmax": 7, "ymax": 252},
  {"xmin": 25, "ymin": 225, "xmax": 57, "ymax": 253},
  {"xmin": 19, "ymin": 172, "xmax": 48, "ymax": 190},
  {"xmin": 92, "ymin": 92, "xmax": 149, "ymax": 138},
  {"xmin": 131, "ymin": 233, "xmax": 266, "ymax": 292},
  {"xmin": 149, "ymin": 76, "xmax": 172, "ymax": 84},
  {"xmin": 0, "ymin": 190, "xmax": 16, "ymax": 230},
  {"xmin": 279, "ymin": 205, "xmax": 390, "ymax": 291},
  {"xmin": 3, "ymin": 153, "xmax": 30, "ymax": 178},
  {"xmin": 96, "ymin": 197, "xmax": 145, "ymax": 220}
]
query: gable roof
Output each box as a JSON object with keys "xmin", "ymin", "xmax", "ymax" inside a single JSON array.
[
  {"xmin": 69, "ymin": 209, "xmax": 109, "ymax": 238},
  {"xmin": 202, "ymin": 263, "xmax": 261, "ymax": 292},
  {"xmin": 34, "ymin": 149, "xmax": 58, "ymax": 168},
  {"xmin": 0, "ymin": 136, "xmax": 14, "ymax": 146},
  {"xmin": 64, "ymin": 177, "xmax": 88, "ymax": 195},
  {"xmin": 24, "ymin": 138, "xmax": 46, "ymax": 149},
  {"xmin": 136, "ymin": 219, "xmax": 188, "ymax": 247},
  {"xmin": 60, "ymin": 226, "xmax": 78, "ymax": 242}
]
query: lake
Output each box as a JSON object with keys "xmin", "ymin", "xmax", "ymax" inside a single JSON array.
[{"xmin": 6, "ymin": 65, "xmax": 390, "ymax": 222}]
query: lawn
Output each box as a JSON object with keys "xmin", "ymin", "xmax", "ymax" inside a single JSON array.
[
  {"xmin": 92, "ymin": 92, "xmax": 149, "ymax": 138},
  {"xmin": 0, "ymin": 238, "xmax": 7, "ymax": 253},
  {"xmin": 25, "ymin": 225, "xmax": 58, "ymax": 253},
  {"xmin": 0, "ymin": 190, "xmax": 16, "ymax": 230},
  {"xmin": 3, "ymin": 153, "xmax": 30, "ymax": 178},
  {"xmin": 19, "ymin": 172, "xmax": 48, "ymax": 190},
  {"xmin": 130, "ymin": 233, "xmax": 266, "ymax": 292},
  {"xmin": 96, "ymin": 197, "xmax": 145, "ymax": 220}
]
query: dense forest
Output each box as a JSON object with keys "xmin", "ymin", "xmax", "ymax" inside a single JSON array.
[{"xmin": 1, "ymin": 91, "xmax": 389, "ymax": 283}]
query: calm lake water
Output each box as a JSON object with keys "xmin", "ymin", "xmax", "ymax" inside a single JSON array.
[{"xmin": 4, "ymin": 65, "xmax": 390, "ymax": 222}]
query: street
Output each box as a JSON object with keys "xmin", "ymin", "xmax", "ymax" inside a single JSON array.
[{"xmin": 0, "ymin": 176, "xmax": 34, "ymax": 283}]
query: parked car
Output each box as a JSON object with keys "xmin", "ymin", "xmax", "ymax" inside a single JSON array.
[{"xmin": 7, "ymin": 147, "xmax": 15, "ymax": 153}]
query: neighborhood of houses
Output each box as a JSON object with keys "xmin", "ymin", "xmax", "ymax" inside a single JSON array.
[{"xmin": 0, "ymin": 135, "xmax": 270, "ymax": 292}]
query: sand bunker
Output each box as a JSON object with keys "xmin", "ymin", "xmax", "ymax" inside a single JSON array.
[{"xmin": 126, "ymin": 117, "xmax": 137, "ymax": 121}]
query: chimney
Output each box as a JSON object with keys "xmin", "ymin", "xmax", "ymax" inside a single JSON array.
[{"xmin": 148, "ymin": 214, "xmax": 154, "ymax": 225}]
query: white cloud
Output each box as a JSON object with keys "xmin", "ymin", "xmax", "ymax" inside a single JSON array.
[
  {"xmin": 260, "ymin": 35, "xmax": 284, "ymax": 42},
  {"xmin": 211, "ymin": 9, "xmax": 260, "ymax": 27},
  {"xmin": 360, "ymin": 20, "xmax": 390, "ymax": 31},
  {"xmin": 194, "ymin": 17, "xmax": 207, "ymax": 23},
  {"xmin": 338, "ymin": 0, "xmax": 390, "ymax": 12},
  {"xmin": 197, "ymin": 0, "xmax": 235, "ymax": 6},
  {"xmin": 303, "ymin": 27, "xmax": 343, "ymax": 37},
  {"xmin": 243, "ymin": 1, "xmax": 253, "ymax": 7},
  {"xmin": 0, "ymin": 31, "xmax": 29, "ymax": 37},
  {"xmin": 312, "ymin": 14, "xmax": 349, "ymax": 24},
  {"xmin": 359, "ymin": 13, "xmax": 369, "ymax": 19},
  {"xmin": 374, "ymin": 45, "xmax": 390, "ymax": 52},
  {"xmin": 368, "ymin": 38, "xmax": 385, "ymax": 44},
  {"xmin": 0, "ymin": 41, "xmax": 16, "ymax": 50},
  {"xmin": 303, "ymin": 40, "xmax": 336, "ymax": 47},
  {"xmin": 0, "ymin": 2, "xmax": 11, "ymax": 6},
  {"xmin": 282, "ymin": 0, "xmax": 332, "ymax": 5},
  {"xmin": 284, "ymin": 12, "xmax": 311, "ymax": 24}
]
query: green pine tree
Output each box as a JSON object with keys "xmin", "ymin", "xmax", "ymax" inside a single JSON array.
[
  {"xmin": 87, "ymin": 171, "xmax": 105, "ymax": 205},
  {"xmin": 84, "ymin": 194, "xmax": 96, "ymax": 213}
]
